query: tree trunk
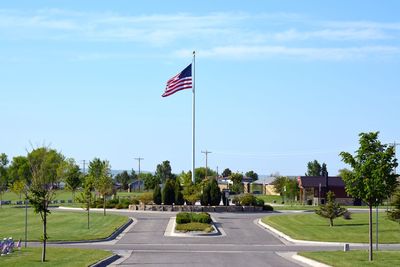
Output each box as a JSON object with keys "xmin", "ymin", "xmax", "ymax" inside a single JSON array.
[
  {"xmin": 87, "ymin": 199, "xmax": 90, "ymax": 229},
  {"xmin": 103, "ymin": 197, "xmax": 106, "ymax": 216},
  {"xmin": 369, "ymin": 203, "xmax": 373, "ymax": 261},
  {"xmin": 42, "ymin": 207, "xmax": 47, "ymax": 262},
  {"xmin": 329, "ymin": 218, "xmax": 333, "ymax": 227}
]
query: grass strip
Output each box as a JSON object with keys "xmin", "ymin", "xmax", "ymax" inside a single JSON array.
[
  {"xmin": 262, "ymin": 213, "xmax": 400, "ymax": 243},
  {"xmin": 175, "ymin": 222, "xmax": 213, "ymax": 233},
  {"xmin": 299, "ymin": 250, "xmax": 400, "ymax": 267},
  {"xmin": 0, "ymin": 247, "xmax": 112, "ymax": 267}
]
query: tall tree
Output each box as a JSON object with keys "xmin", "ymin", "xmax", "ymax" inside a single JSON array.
[
  {"xmin": 142, "ymin": 173, "xmax": 160, "ymax": 191},
  {"xmin": 0, "ymin": 153, "xmax": 9, "ymax": 207},
  {"xmin": 27, "ymin": 147, "xmax": 64, "ymax": 262},
  {"xmin": 178, "ymin": 170, "xmax": 192, "ymax": 187},
  {"xmin": 8, "ymin": 156, "xmax": 31, "ymax": 185},
  {"xmin": 245, "ymin": 170, "xmax": 258, "ymax": 181},
  {"xmin": 340, "ymin": 132, "xmax": 398, "ymax": 261},
  {"xmin": 153, "ymin": 184, "xmax": 162, "ymax": 205},
  {"xmin": 305, "ymin": 160, "xmax": 324, "ymax": 176},
  {"xmin": 115, "ymin": 170, "xmax": 132, "ymax": 191},
  {"xmin": 222, "ymin": 168, "xmax": 232, "ymax": 178},
  {"xmin": 162, "ymin": 178, "xmax": 175, "ymax": 205},
  {"xmin": 195, "ymin": 167, "xmax": 216, "ymax": 184},
  {"xmin": 209, "ymin": 178, "xmax": 221, "ymax": 206},
  {"xmin": 174, "ymin": 181, "xmax": 184, "ymax": 205},
  {"xmin": 58, "ymin": 158, "xmax": 81, "ymax": 202},
  {"xmin": 89, "ymin": 158, "xmax": 113, "ymax": 216},
  {"xmin": 155, "ymin": 160, "xmax": 173, "ymax": 183}
]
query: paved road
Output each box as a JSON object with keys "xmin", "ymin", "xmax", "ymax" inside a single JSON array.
[{"xmin": 43, "ymin": 210, "xmax": 345, "ymax": 266}]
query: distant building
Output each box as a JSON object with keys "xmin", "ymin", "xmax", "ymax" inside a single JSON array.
[
  {"xmin": 128, "ymin": 180, "xmax": 144, "ymax": 192},
  {"xmin": 297, "ymin": 175, "xmax": 354, "ymax": 205}
]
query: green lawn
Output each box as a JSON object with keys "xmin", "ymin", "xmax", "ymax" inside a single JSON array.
[
  {"xmin": 299, "ymin": 250, "xmax": 400, "ymax": 267},
  {"xmin": 262, "ymin": 213, "xmax": 400, "ymax": 243},
  {"xmin": 255, "ymin": 195, "xmax": 282, "ymax": 203},
  {"xmin": 0, "ymin": 207, "xmax": 128, "ymax": 241},
  {"xmin": 0, "ymin": 247, "xmax": 112, "ymax": 267}
]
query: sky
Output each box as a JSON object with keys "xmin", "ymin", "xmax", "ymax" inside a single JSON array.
[{"xmin": 1, "ymin": 0, "xmax": 400, "ymax": 176}]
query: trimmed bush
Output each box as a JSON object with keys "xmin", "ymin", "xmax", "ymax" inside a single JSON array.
[
  {"xmin": 130, "ymin": 197, "xmax": 140, "ymax": 205},
  {"xmin": 240, "ymin": 194, "xmax": 257, "ymax": 206},
  {"xmin": 255, "ymin": 197, "xmax": 265, "ymax": 207},
  {"xmin": 139, "ymin": 192, "xmax": 153, "ymax": 205},
  {"xmin": 263, "ymin": 204, "xmax": 274, "ymax": 211},
  {"xmin": 176, "ymin": 212, "xmax": 191, "ymax": 224},
  {"xmin": 175, "ymin": 222, "xmax": 213, "ymax": 233},
  {"xmin": 153, "ymin": 184, "xmax": 162, "ymax": 205},
  {"xmin": 175, "ymin": 212, "xmax": 212, "ymax": 224},
  {"xmin": 162, "ymin": 179, "xmax": 175, "ymax": 205}
]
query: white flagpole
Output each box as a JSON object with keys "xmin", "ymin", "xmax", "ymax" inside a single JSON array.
[{"xmin": 192, "ymin": 51, "xmax": 196, "ymax": 184}]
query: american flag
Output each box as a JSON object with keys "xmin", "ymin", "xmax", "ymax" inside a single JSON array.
[{"xmin": 162, "ymin": 64, "xmax": 192, "ymax": 97}]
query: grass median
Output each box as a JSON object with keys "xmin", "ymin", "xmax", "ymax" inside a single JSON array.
[
  {"xmin": 262, "ymin": 213, "xmax": 400, "ymax": 243},
  {"xmin": 299, "ymin": 250, "xmax": 400, "ymax": 267},
  {"xmin": 0, "ymin": 247, "xmax": 112, "ymax": 267},
  {"xmin": 0, "ymin": 207, "xmax": 128, "ymax": 241}
]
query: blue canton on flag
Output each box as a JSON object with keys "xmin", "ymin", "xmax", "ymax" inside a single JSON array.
[{"xmin": 162, "ymin": 64, "xmax": 192, "ymax": 97}]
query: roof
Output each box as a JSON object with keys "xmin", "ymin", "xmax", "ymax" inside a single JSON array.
[{"xmin": 298, "ymin": 176, "xmax": 345, "ymax": 188}]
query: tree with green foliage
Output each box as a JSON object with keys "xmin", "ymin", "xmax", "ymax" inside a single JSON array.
[
  {"xmin": 305, "ymin": 160, "xmax": 327, "ymax": 176},
  {"xmin": 115, "ymin": 170, "xmax": 132, "ymax": 191},
  {"xmin": 153, "ymin": 184, "xmax": 162, "ymax": 204},
  {"xmin": 162, "ymin": 178, "xmax": 175, "ymax": 205},
  {"xmin": 89, "ymin": 158, "xmax": 113, "ymax": 216},
  {"xmin": 76, "ymin": 174, "xmax": 95, "ymax": 229},
  {"xmin": 222, "ymin": 168, "xmax": 232, "ymax": 178},
  {"xmin": 174, "ymin": 181, "xmax": 184, "ymax": 205},
  {"xmin": 387, "ymin": 190, "xmax": 400, "ymax": 223},
  {"xmin": 209, "ymin": 178, "xmax": 221, "ymax": 206},
  {"xmin": 7, "ymin": 156, "xmax": 31, "ymax": 185},
  {"xmin": 245, "ymin": 170, "xmax": 258, "ymax": 181},
  {"xmin": 195, "ymin": 167, "xmax": 216, "ymax": 184},
  {"xmin": 315, "ymin": 191, "xmax": 347, "ymax": 227},
  {"xmin": 183, "ymin": 182, "xmax": 200, "ymax": 205},
  {"xmin": 58, "ymin": 158, "xmax": 81, "ymax": 202},
  {"xmin": 142, "ymin": 172, "xmax": 160, "ymax": 191},
  {"xmin": 200, "ymin": 181, "xmax": 211, "ymax": 205},
  {"xmin": 271, "ymin": 176, "xmax": 299, "ymax": 203},
  {"xmin": 230, "ymin": 172, "xmax": 244, "ymax": 194},
  {"xmin": 178, "ymin": 170, "xmax": 192, "ymax": 187},
  {"xmin": 340, "ymin": 132, "xmax": 398, "ymax": 261},
  {"xmin": 155, "ymin": 160, "xmax": 173, "ymax": 183},
  {"xmin": 0, "ymin": 153, "xmax": 9, "ymax": 207},
  {"xmin": 27, "ymin": 147, "xmax": 64, "ymax": 262},
  {"xmin": 10, "ymin": 179, "xmax": 25, "ymax": 200}
]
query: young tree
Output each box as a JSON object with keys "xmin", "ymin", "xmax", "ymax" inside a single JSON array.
[
  {"xmin": 183, "ymin": 182, "xmax": 200, "ymax": 206},
  {"xmin": 178, "ymin": 170, "xmax": 192, "ymax": 187},
  {"xmin": 76, "ymin": 174, "xmax": 94, "ymax": 229},
  {"xmin": 0, "ymin": 153, "xmax": 10, "ymax": 207},
  {"xmin": 222, "ymin": 168, "xmax": 232, "ymax": 178},
  {"xmin": 10, "ymin": 180, "xmax": 25, "ymax": 200},
  {"xmin": 245, "ymin": 170, "xmax": 258, "ymax": 181},
  {"xmin": 153, "ymin": 184, "xmax": 162, "ymax": 205},
  {"xmin": 315, "ymin": 191, "xmax": 347, "ymax": 226},
  {"xmin": 89, "ymin": 158, "xmax": 113, "ymax": 216},
  {"xmin": 58, "ymin": 158, "xmax": 81, "ymax": 202},
  {"xmin": 27, "ymin": 147, "xmax": 64, "ymax": 262},
  {"xmin": 340, "ymin": 132, "xmax": 398, "ymax": 261}
]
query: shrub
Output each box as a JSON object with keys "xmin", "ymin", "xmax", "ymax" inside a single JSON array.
[
  {"xmin": 176, "ymin": 212, "xmax": 191, "ymax": 224},
  {"xmin": 130, "ymin": 197, "xmax": 140, "ymax": 205},
  {"xmin": 115, "ymin": 203, "xmax": 123, "ymax": 209},
  {"xmin": 200, "ymin": 182, "xmax": 211, "ymax": 206},
  {"xmin": 192, "ymin": 212, "xmax": 212, "ymax": 224},
  {"xmin": 153, "ymin": 184, "xmax": 162, "ymax": 205},
  {"xmin": 263, "ymin": 204, "xmax": 274, "ymax": 211},
  {"xmin": 162, "ymin": 179, "xmax": 175, "ymax": 205},
  {"xmin": 209, "ymin": 179, "xmax": 221, "ymax": 206},
  {"xmin": 175, "ymin": 222, "xmax": 213, "ymax": 233},
  {"xmin": 174, "ymin": 182, "xmax": 184, "ymax": 205},
  {"xmin": 240, "ymin": 194, "xmax": 257, "ymax": 206},
  {"xmin": 343, "ymin": 211, "xmax": 352, "ymax": 220},
  {"xmin": 255, "ymin": 198, "xmax": 265, "ymax": 207},
  {"xmin": 232, "ymin": 196, "xmax": 241, "ymax": 206},
  {"xmin": 139, "ymin": 192, "xmax": 153, "ymax": 205}
]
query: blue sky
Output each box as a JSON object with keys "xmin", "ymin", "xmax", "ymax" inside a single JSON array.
[{"xmin": 1, "ymin": 0, "xmax": 400, "ymax": 176}]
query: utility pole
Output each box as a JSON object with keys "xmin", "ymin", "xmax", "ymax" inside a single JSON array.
[
  {"xmin": 201, "ymin": 150, "xmax": 212, "ymax": 179},
  {"xmin": 134, "ymin": 157, "xmax": 144, "ymax": 191},
  {"xmin": 389, "ymin": 141, "xmax": 399, "ymax": 174},
  {"xmin": 80, "ymin": 160, "xmax": 87, "ymax": 175}
]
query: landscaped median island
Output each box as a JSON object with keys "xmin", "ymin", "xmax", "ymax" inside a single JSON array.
[
  {"xmin": 0, "ymin": 247, "xmax": 113, "ymax": 267},
  {"xmin": 0, "ymin": 207, "xmax": 129, "ymax": 241},
  {"xmin": 298, "ymin": 250, "xmax": 400, "ymax": 267},
  {"xmin": 175, "ymin": 212, "xmax": 214, "ymax": 233},
  {"xmin": 262, "ymin": 213, "xmax": 400, "ymax": 243}
]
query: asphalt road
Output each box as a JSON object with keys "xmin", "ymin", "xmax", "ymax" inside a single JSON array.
[{"xmin": 42, "ymin": 210, "xmax": 354, "ymax": 267}]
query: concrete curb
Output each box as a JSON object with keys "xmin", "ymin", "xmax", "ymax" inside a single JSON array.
[
  {"xmin": 292, "ymin": 254, "xmax": 331, "ymax": 267},
  {"xmin": 90, "ymin": 253, "xmax": 121, "ymax": 267},
  {"xmin": 164, "ymin": 216, "xmax": 226, "ymax": 237}
]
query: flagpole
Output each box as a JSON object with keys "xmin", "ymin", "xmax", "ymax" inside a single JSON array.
[{"xmin": 192, "ymin": 51, "xmax": 196, "ymax": 184}]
